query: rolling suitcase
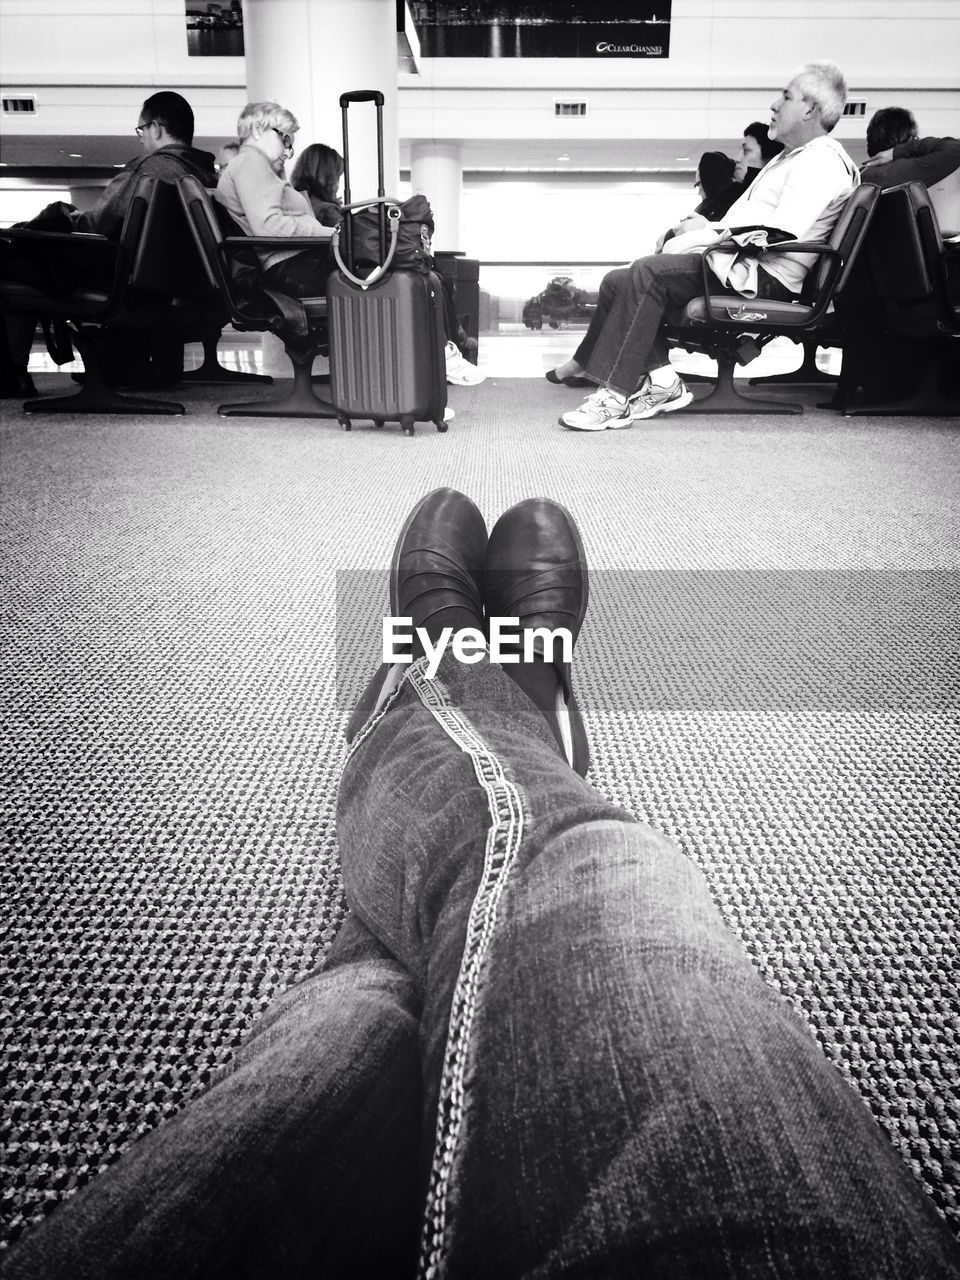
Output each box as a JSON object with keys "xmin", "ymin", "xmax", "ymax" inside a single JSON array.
[{"xmin": 327, "ymin": 89, "xmax": 448, "ymax": 436}]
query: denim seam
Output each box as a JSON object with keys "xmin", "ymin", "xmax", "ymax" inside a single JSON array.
[
  {"xmin": 343, "ymin": 660, "xmax": 423, "ymax": 767},
  {"xmin": 606, "ymin": 258, "xmax": 679, "ymax": 395},
  {"xmin": 410, "ymin": 666, "xmax": 526, "ymax": 1280}
]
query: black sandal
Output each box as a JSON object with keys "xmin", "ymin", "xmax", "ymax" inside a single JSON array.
[{"xmin": 545, "ymin": 370, "xmax": 593, "ymax": 388}]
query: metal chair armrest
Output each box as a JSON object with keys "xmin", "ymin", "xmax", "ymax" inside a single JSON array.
[
  {"xmin": 754, "ymin": 239, "xmax": 840, "ymax": 259},
  {"xmin": 0, "ymin": 227, "xmax": 109, "ymax": 246},
  {"xmin": 699, "ymin": 238, "xmax": 842, "ymax": 326},
  {"xmin": 0, "ymin": 226, "xmax": 127, "ymax": 313},
  {"xmin": 221, "ymin": 236, "xmax": 334, "ymax": 251}
]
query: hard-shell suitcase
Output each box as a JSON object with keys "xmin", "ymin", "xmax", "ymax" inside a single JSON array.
[{"xmin": 327, "ymin": 89, "xmax": 448, "ymax": 436}]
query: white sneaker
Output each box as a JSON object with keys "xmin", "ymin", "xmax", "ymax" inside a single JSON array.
[
  {"xmin": 559, "ymin": 387, "xmax": 630, "ymax": 431},
  {"xmin": 445, "ymin": 341, "xmax": 486, "ymax": 386},
  {"xmin": 626, "ymin": 376, "xmax": 693, "ymax": 420}
]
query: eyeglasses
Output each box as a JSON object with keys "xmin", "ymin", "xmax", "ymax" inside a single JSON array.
[
  {"xmin": 134, "ymin": 121, "xmax": 155, "ymax": 137},
  {"xmin": 271, "ymin": 127, "xmax": 294, "ymax": 151}
]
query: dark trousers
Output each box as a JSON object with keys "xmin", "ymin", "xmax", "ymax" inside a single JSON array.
[
  {"xmin": 261, "ymin": 247, "xmax": 337, "ymax": 299},
  {"xmin": 574, "ymin": 254, "xmax": 795, "ymax": 396}
]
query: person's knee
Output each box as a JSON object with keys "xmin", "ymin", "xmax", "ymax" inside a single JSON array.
[
  {"xmin": 628, "ymin": 254, "xmax": 662, "ymax": 287},
  {"xmin": 521, "ymin": 819, "xmax": 749, "ymax": 975},
  {"xmin": 599, "ymin": 266, "xmax": 629, "ymax": 300}
]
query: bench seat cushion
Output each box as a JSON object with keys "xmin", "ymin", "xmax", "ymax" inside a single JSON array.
[{"xmin": 683, "ymin": 296, "xmax": 815, "ymax": 327}]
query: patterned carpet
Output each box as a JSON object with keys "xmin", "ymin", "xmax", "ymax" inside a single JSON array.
[{"xmin": 1, "ymin": 372, "xmax": 959, "ymax": 1253}]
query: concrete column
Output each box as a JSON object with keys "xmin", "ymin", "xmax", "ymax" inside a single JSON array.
[
  {"xmin": 409, "ymin": 142, "xmax": 463, "ymax": 252},
  {"xmin": 240, "ymin": 0, "xmax": 398, "ymax": 199}
]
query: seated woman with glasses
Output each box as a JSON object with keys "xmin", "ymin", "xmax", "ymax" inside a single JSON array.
[
  {"xmin": 215, "ymin": 101, "xmax": 335, "ymax": 300},
  {"xmin": 217, "ymin": 100, "xmax": 485, "ymax": 387}
]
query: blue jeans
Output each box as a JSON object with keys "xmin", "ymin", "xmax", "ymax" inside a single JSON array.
[
  {"xmin": 573, "ymin": 255, "xmax": 795, "ymax": 396},
  {"xmin": 5, "ymin": 657, "xmax": 960, "ymax": 1279}
]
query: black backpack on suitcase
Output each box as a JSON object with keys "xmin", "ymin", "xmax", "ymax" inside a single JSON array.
[{"xmin": 327, "ymin": 89, "xmax": 448, "ymax": 436}]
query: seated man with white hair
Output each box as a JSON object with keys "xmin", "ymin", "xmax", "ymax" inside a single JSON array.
[{"xmin": 550, "ymin": 61, "xmax": 860, "ymax": 431}]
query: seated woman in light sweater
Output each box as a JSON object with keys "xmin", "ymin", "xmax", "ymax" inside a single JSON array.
[
  {"xmin": 217, "ymin": 100, "xmax": 484, "ymax": 386},
  {"xmin": 215, "ymin": 101, "xmax": 335, "ymax": 301}
]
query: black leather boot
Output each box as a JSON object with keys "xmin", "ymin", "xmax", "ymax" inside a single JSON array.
[
  {"xmin": 346, "ymin": 488, "xmax": 487, "ymax": 742},
  {"xmin": 484, "ymin": 498, "xmax": 590, "ymax": 775}
]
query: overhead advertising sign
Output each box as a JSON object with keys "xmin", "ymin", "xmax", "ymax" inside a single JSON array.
[
  {"xmin": 185, "ymin": 1, "xmax": 244, "ymax": 57},
  {"xmin": 409, "ymin": 1, "xmax": 671, "ymax": 59}
]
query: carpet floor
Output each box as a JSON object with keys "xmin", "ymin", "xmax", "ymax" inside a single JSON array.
[{"xmin": 1, "ymin": 371, "xmax": 959, "ymax": 1252}]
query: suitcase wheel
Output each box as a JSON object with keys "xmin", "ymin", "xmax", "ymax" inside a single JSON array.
[
  {"xmin": 338, "ymin": 415, "xmax": 351, "ymax": 432},
  {"xmin": 434, "ymin": 419, "xmax": 448, "ymax": 433},
  {"xmin": 400, "ymin": 417, "xmax": 415, "ymax": 436},
  {"xmin": 373, "ymin": 418, "xmax": 385, "ymax": 429}
]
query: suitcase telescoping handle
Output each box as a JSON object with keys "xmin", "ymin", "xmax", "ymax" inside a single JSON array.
[
  {"xmin": 339, "ymin": 90, "xmax": 384, "ymax": 106},
  {"xmin": 339, "ymin": 89, "xmax": 386, "ymax": 270}
]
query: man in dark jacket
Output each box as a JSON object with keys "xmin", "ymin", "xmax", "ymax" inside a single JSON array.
[
  {"xmin": 1, "ymin": 91, "xmax": 216, "ymax": 396},
  {"xmin": 860, "ymin": 107, "xmax": 960, "ymax": 237},
  {"xmin": 75, "ymin": 91, "xmax": 217, "ymax": 240},
  {"xmin": 835, "ymin": 107, "xmax": 960, "ymax": 406},
  {"xmin": 861, "ymin": 107, "xmax": 960, "ymax": 189}
]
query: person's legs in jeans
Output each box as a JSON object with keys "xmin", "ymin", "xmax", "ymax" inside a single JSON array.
[
  {"xmin": 2, "ymin": 913, "xmax": 424, "ymax": 1280},
  {"xmin": 339, "ymin": 491, "xmax": 960, "ymax": 1279},
  {"xmin": 554, "ymin": 255, "xmax": 711, "ymax": 428},
  {"xmin": 555, "ymin": 257, "xmax": 803, "ymax": 430},
  {"xmin": 6, "ymin": 488, "xmax": 960, "ymax": 1280},
  {"xmin": 565, "ymin": 263, "xmax": 630, "ymax": 373},
  {"xmin": 581, "ymin": 253, "xmax": 706, "ymax": 395},
  {"xmin": 341, "ymin": 658, "xmax": 960, "ymax": 1280},
  {"xmin": 551, "ymin": 255, "xmax": 705, "ymax": 395}
]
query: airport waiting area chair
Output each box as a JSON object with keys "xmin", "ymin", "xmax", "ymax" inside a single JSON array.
[
  {"xmin": 177, "ymin": 174, "xmax": 336, "ymax": 419},
  {"xmin": 842, "ymin": 180, "xmax": 960, "ymax": 416},
  {"xmin": 0, "ymin": 175, "xmax": 268, "ymax": 414},
  {"xmin": 129, "ymin": 180, "xmax": 271, "ymax": 392},
  {"xmin": 0, "ymin": 175, "xmax": 188, "ymax": 415},
  {"xmin": 669, "ymin": 183, "xmax": 880, "ymax": 415}
]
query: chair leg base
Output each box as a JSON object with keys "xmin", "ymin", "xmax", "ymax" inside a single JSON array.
[
  {"xmin": 218, "ymin": 352, "xmax": 338, "ymax": 418},
  {"xmin": 684, "ymin": 363, "xmax": 803, "ymax": 415},
  {"xmin": 23, "ymin": 384, "xmax": 184, "ymax": 415},
  {"xmin": 749, "ymin": 367, "xmax": 835, "ymax": 387},
  {"xmin": 182, "ymin": 359, "xmax": 272, "ymax": 386},
  {"xmin": 843, "ymin": 365, "xmax": 960, "ymax": 417},
  {"xmin": 218, "ymin": 385, "xmax": 338, "ymax": 418}
]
